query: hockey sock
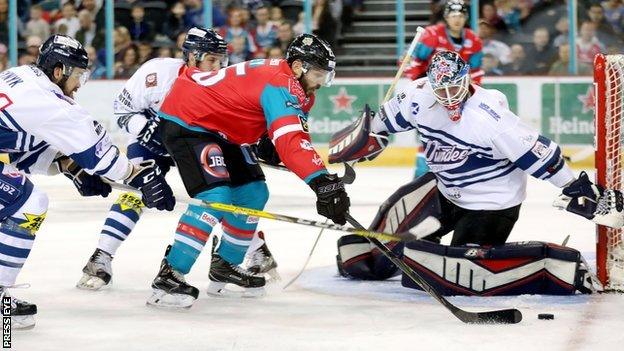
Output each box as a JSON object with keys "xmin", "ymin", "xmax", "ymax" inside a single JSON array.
[
  {"xmin": 97, "ymin": 192, "xmax": 144, "ymax": 255},
  {"xmin": 218, "ymin": 181, "xmax": 269, "ymax": 265},
  {"xmin": 167, "ymin": 186, "xmax": 231, "ymax": 274},
  {"xmin": 0, "ymin": 187, "xmax": 47, "ymax": 286}
]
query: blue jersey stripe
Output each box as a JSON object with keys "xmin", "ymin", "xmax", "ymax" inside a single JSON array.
[
  {"xmin": 531, "ymin": 147, "xmax": 561, "ymax": 178},
  {"xmin": 435, "ymin": 161, "xmax": 514, "ymax": 183},
  {"xmin": 418, "ymin": 124, "xmax": 493, "ymax": 154},
  {"xmin": 438, "ymin": 165, "xmax": 518, "ymax": 188}
]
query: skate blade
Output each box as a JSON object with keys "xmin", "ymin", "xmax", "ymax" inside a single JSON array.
[
  {"xmin": 264, "ymin": 268, "xmax": 281, "ymax": 284},
  {"xmin": 76, "ymin": 273, "xmax": 110, "ymax": 291},
  {"xmin": 146, "ymin": 289, "xmax": 196, "ymax": 309},
  {"xmin": 11, "ymin": 315, "xmax": 36, "ymax": 330},
  {"xmin": 206, "ymin": 281, "xmax": 266, "ymax": 298}
]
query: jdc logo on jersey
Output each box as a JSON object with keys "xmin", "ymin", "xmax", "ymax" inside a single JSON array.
[
  {"xmin": 200, "ymin": 144, "xmax": 229, "ymax": 178},
  {"xmin": 424, "ymin": 140, "xmax": 470, "ymax": 171}
]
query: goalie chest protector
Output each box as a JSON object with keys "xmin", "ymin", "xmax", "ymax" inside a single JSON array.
[{"xmin": 402, "ymin": 241, "xmax": 592, "ymax": 296}]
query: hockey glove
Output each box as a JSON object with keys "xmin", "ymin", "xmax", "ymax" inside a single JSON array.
[
  {"xmin": 55, "ymin": 156, "xmax": 112, "ymax": 197},
  {"xmin": 125, "ymin": 160, "xmax": 175, "ymax": 211},
  {"xmin": 137, "ymin": 116, "xmax": 168, "ymax": 156},
  {"xmin": 553, "ymin": 171, "xmax": 624, "ymax": 228},
  {"xmin": 309, "ymin": 173, "xmax": 350, "ymax": 225},
  {"xmin": 253, "ymin": 134, "xmax": 281, "ymax": 166}
]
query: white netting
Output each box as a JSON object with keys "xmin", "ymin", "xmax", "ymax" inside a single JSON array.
[{"xmin": 600, "ymin": 55, "xmax": 624, "ymax": 290}]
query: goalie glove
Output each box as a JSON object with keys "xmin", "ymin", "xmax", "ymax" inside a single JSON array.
[
  {"xmin": 328, "ymin": 104, "xmax": 389, "ymax": 164},
  {"xmin": 553, "ymin": 171, "xmax": 624, "ymax": 228}
]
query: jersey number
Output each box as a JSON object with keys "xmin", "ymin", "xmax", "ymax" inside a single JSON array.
[{"xmin": 190, "ymin": 59, "xmax": 269, "ymax": 87}]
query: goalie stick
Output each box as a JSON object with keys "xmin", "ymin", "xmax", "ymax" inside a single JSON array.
[{"xmin": 344, "ymin": 213, "xmax": 523, "ymax": 324}]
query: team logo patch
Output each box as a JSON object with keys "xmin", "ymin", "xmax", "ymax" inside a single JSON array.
[
  {"xmin": 531, "ymin": 141, "xmax": 551, "ymax": 159},
  {"xmin": 19, "ymin": 212, "xmax": 47, "ymax": 234},
  {"xmin": 298, "ymin": 114, "xmax": 309, "ymax": 133},
  {"xmin": 200, "ymin": 144, "xmax": 229, "ymax": 178},
  {"xmin": 200, "ymin": 212, "xmax": 218, "ymax": 227},
  {"xmin": 302, "ymin": 37, "xmax": 313, "ymax": 46},
  {"xmin": 145, "ymin": 72, "xmax": 158, "ymax": 87}
]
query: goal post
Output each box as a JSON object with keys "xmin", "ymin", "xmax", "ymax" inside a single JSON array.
[{"xmin": 594, "ymin": 53, "xmax": 624, "ymax": 291}]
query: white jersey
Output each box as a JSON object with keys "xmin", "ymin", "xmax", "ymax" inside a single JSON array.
[
  {"xmin": 372, "ymin": 79, "xmax": 575, "ymax": 210},
  {"xmin": 0, "ymin": 65, "xmax": 130, "ymax": 179},
  {"xmin": 113, "ymin": 58, "xmax": 185, "ymax": 137}
]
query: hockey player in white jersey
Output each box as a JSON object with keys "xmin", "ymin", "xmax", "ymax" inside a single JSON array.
[
  {"xmin": 0, "ymin": 35, "xmax": 175, "ymax": 329},
  {"xmin": 75, "ymin": 27, "xmax": 229, "ymax": 290},
  {"xmin": 330, "ymin": 50, "xmax": 621, "ymax": 248}
]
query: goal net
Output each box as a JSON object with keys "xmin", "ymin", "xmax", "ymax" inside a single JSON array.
[{"xmin": 594, "ymin": 53, "xmax": 624, "ymax": 291}]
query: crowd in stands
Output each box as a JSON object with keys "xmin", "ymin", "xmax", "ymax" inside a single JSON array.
[
  {"xmin": 432, "ymin": 0, "xmax": 623, "ymax": 76},
  {"xmin": 0, "ymin": 0, "xmax": 360, "ymax": 77}
]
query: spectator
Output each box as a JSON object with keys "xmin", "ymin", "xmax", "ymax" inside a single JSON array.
[
  {"xmin": 524, "ymin": 27, "xmax": 557, "ymax": 75},
  {"xmin": 270, "ymin": 6, "xmax": 284, "ymax": 23},
  {"xmin": 228, "ymin": 36, "xmax": 251, "ymax": 64},
  {"xmin": 253, "ymin": 6, "xmax": 278, "ymax": 51},
  {"xmin": 587, "ymin": 4, "xmax": 621, "ymax": 46},
  {"xmin": 482, "ymin": 53, "xmax": 504, "ymax": 76},
  {"xmin": 164, "ymin": 1, "xmax": 187, "ymax": 40},
  {"xmin": 495, "ymin": 0, "xmax": 521, "ymax": 33},
  {"xmin": 219, "ymin": 7, "xmax": 259, "ymax": 59},
  {"xmin": 79, "ymin": 0, "xmax": 105, "ymax": 30},
  {"xmin": 115, "ymin": 45, "xmax": 140, "ymax": 78},
  {"xmin": 602, "ymin": 0, "xmax": 624, "ymax": 34},
  {"xmin": 0, "ymin": 43, "xmax": 8, "ymax": 69},
  {"xmin": 75, "ymin": 10, "xmax": 104, "ymax": 50},
  {"xmin": 25, "ymin": 4, "xmax": 50, "ymax": 41},
  {"xmin": 273, "ymin": 21, "xmax": 295, "ymax": 53},
  {"xmin": 481, "ymin": 2, "xmax": 508, "ymax": 34},
  {"xmin": 576, "ymin": 21, "xmax": 605, "ymax": 65},
  {"xmin": 129, "ymin": 4, "xmax": 153, "ymax": 42},
  {"xmin": 0, "ymin": 0, "xmax": 11, "ymax": 44},
  {"xmin": 553, "ymin": 17, "xmax": 568, "ymax": 48},
  {"xmin": 86, "ymin": 45, "xmax": 106, "ymax": 79},
  {"xmin": 313, "ymin": 0, "xmax": 338, "ymax": 46},
  {"xmin": 266, "ymin": 46, "xmax": 283, "ymax": 59},
  {"xmin": 293, "ymin": 11, "xmax": 305, "ymax": 35},
  {"xmin": 479, "ymin": 19, "xmax": 511, "ymax": 65},
  {"xmin": 157, "ymin": 46, "xmax": 174, "ymax": 58},
  {"xmin": 501, "ymin": 44, "xmax": 530, "ymax": 75},
  {"xmin": 25, "ymin": 36, "xmax": 42, "ymax": 58},
  {"xmin": 548, "ymin": 43, "xmax": 591, "ymax": 76},
  {"xmin": 55, "ymin": 2, "xmax": 80, "ymax": 37},
  {"xmin": 137, "ymin": 41, "xmax": 153, "ymax": 64},
  {"xmin": 184, "ymin": 0, "xmax": 226, "ymax": 28},
  {"xmin": 18, "ymin": 53, "xmax": 35, "ymax": 66}
]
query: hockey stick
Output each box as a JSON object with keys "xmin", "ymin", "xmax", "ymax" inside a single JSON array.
[
  {"xmin": 345, "ymin": 213, "xmax": 523, "ymax": 324},
  {"xmin": 282, "ymin": 223, "xmax": 326, "ymax": 290},
  {"xmin": 382, "ymin": 26, "xmax": 426, "ymax": 103}
]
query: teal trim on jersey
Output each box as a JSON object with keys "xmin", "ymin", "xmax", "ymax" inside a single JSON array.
[
  {"xmin": 304, "ymin": 169, "xmax": 328, "ymax": 184},
  {"xmin": 158, "ymin": 111, "xmax": 208, "ymax": 134},
  {"xmin": 260, "ymin": 84, "xmax": 302, "ymax": 129},
  {"xmin": 249, "ymin": 59, "xmax": 266, "ymax": 67}
]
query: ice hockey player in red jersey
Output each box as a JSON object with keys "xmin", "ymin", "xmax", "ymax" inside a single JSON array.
[
  {"xmin": 147, "ymin": 33, "xmax": 350, "ymax": 308},
  {"xmin": 404, "ymin": 0, "xmax": 484, "ymax": 84}
]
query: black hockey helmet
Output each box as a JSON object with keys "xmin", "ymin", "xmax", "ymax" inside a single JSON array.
[
  {"xmin": 182, "ymin": 27, "xmax": 228, "ymax": 67},
  {"xmin": 286, "ymin": 33, "xmax": 336, "ymax": 86},
  {"xmin": 444, "ymin": 0, "xmax": 468, "ymax": 17},
  {"xmin": 36, "ymin": 34, "xmax": 89, "ymax": 79}
]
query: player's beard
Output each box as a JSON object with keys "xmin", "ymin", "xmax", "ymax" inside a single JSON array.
[{"xmin": 299, "ymin": 76, "xmax": 321, "ymax": 96}]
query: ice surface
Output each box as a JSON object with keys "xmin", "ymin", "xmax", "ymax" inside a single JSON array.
[{"xmin": 9, "ymin": 167, "xmax": 624, "ymax": 350}]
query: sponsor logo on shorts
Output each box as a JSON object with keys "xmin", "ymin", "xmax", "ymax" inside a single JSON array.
[
  {"xmin": 200, "ymin": 212, "xmax": 218, "ymax": 227},
  {"xmin": 200, "ymin": 144, "xmax": 229, "ymax": 178},
  {"xmin": 145, "ymin": 72, "xmax": 158, "ymax": 87},
  {"xmin": 246, "ymin": 216, "xmax": 259, "ymax": 224}
]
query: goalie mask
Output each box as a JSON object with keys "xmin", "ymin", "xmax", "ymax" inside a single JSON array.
[{"xmin": 427, "ymin": 51, "xmax": 470, "ymax": 120}]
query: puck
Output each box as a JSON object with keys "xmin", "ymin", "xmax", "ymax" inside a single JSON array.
[{"xmin": 538, "ymin": 313, "xmax": 554, "ymax": 320}]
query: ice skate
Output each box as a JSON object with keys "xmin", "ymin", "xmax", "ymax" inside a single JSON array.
[
  {"xmin": 146, "ymin": 249, "xmax": 199, "ymax": 309},
  {"xmin": 245, "ymin": 231, "xmax": 280, "ymax": 282},
  {"xmin": 0, "ymin": 287, "xmax": 37, "ymax": 330},
  {"xmin": 76, "ymin": 248, "xmax": 113, "ymax": 290},
  {"xmin": 207, "ymin": 237, "xmax": 265, "ymax": 298}
]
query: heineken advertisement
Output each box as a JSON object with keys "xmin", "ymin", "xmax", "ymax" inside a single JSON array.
[{"xmin": 541, "ymin": 82, "xmax": 595, "ymax": 145}]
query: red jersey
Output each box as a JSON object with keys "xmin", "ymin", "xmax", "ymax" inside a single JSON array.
[
  {"xmin": 159, "ymin": 59, "xmax": 326, "ymax": 183},
  {"xmin": 404, "ymin": 23, "xmax": 484, "ymax": 84}
]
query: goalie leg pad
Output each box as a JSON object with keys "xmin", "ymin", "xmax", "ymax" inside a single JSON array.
[
  {"xmin": 402, "ymin": 240, "xmax": 593, "ymax": 296},
  {"xmin": 336, "ymin": 235, "xmax": 402, "ymax": 280}
]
